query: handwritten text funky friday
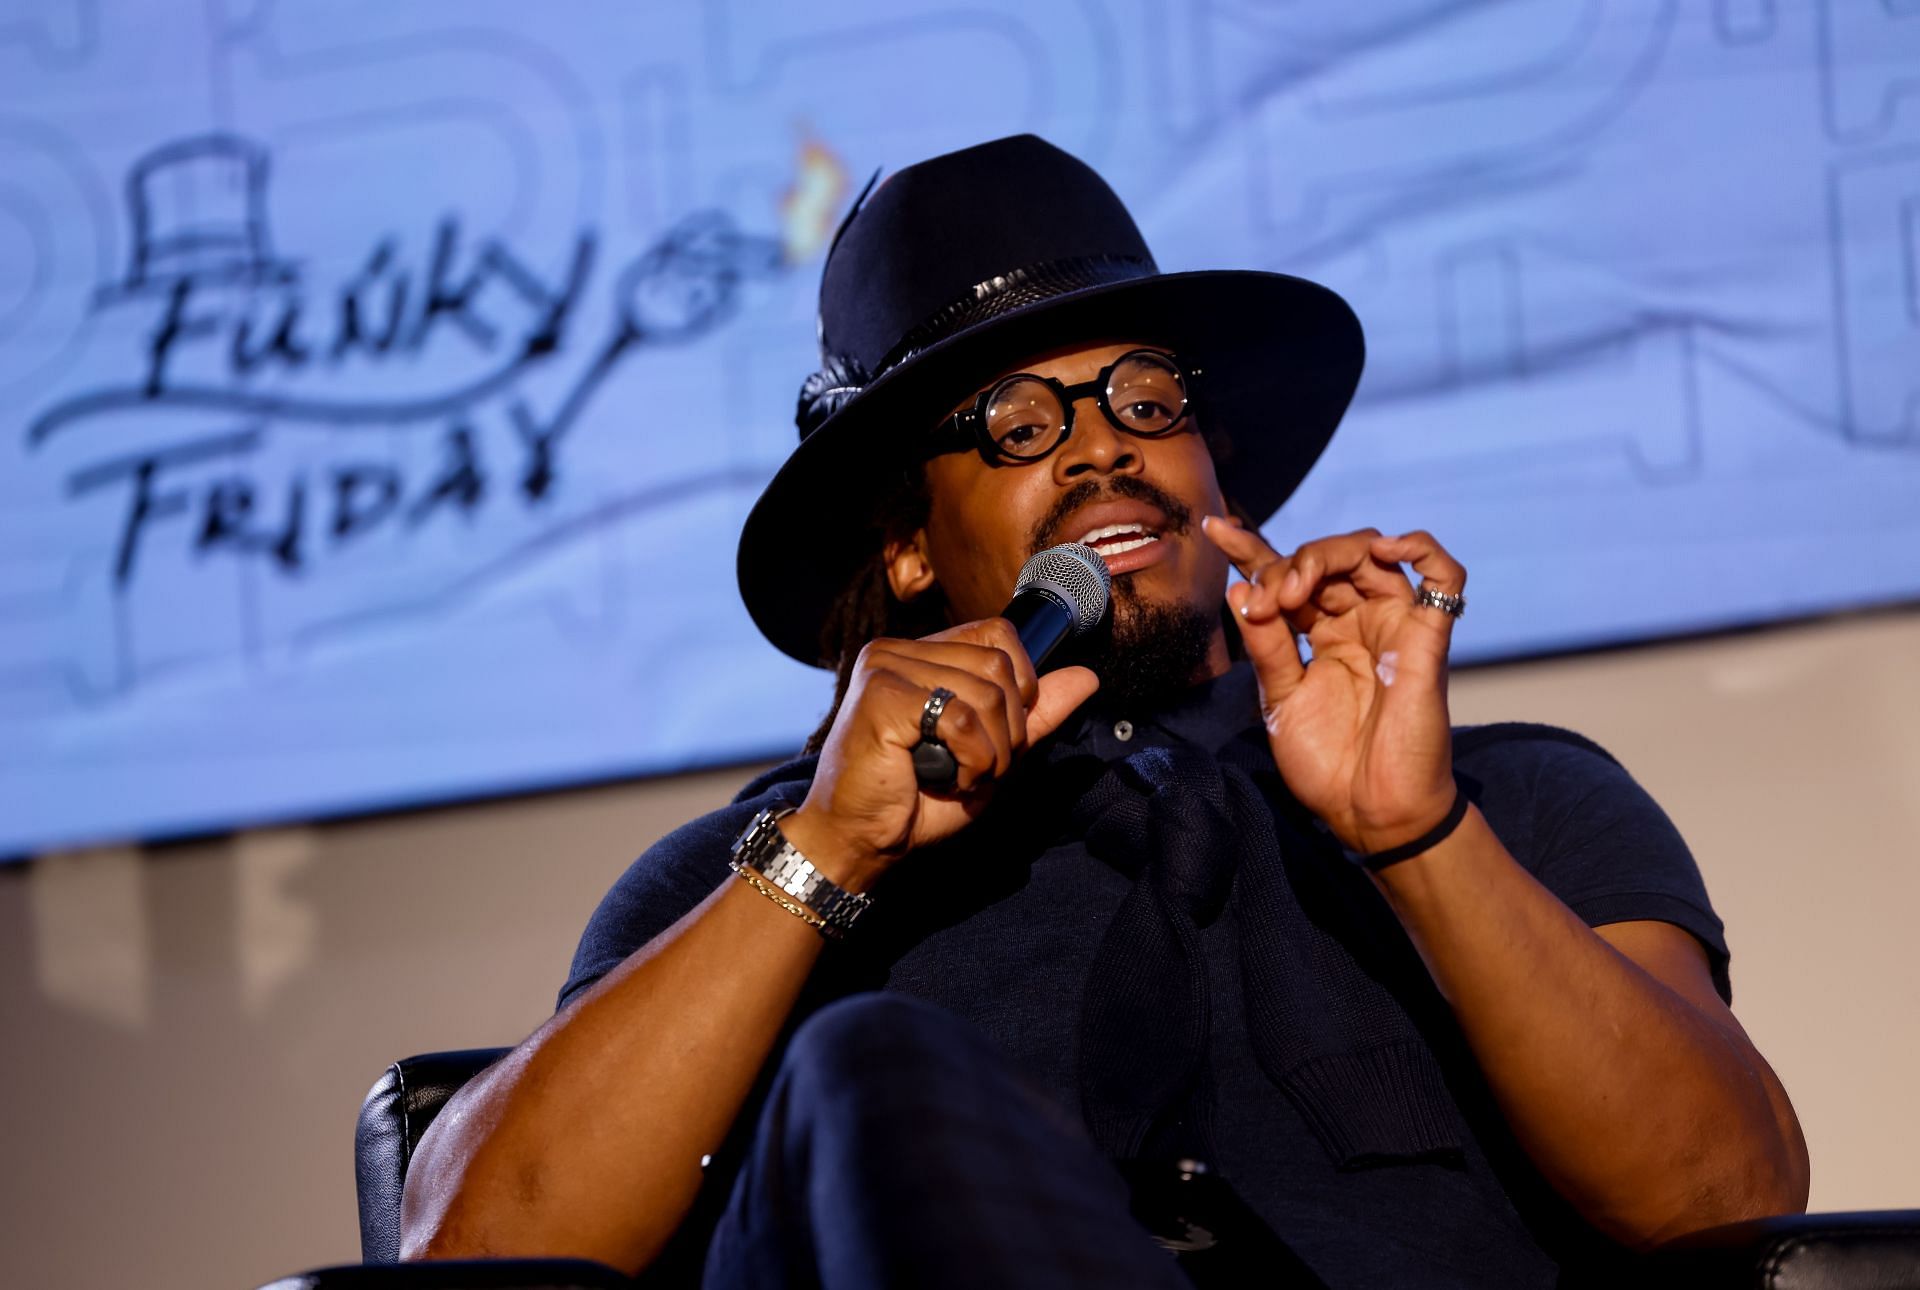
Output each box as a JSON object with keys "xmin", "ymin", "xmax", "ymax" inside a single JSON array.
[{"xmin": 32, "ymin": 211, "xmax": 781, "ymax": 585}]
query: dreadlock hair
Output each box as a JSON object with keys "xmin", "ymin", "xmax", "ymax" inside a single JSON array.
[{"xmin": 803, "ymin": 461, "xmax": 947, "ymax": 753}]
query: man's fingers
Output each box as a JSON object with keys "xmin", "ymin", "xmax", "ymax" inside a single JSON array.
[
  {"xmin": 1202, "ymin": 516, "xmax": 1296, "ymax": 625},
  {"xmin": 925, "ymin": 619, "xmax": 1040, "ymax": 707},
  {"xmin": 1369, "ymin": 531, "xmax": 1466, "ymax": 660},
  {"xmin": 1026, "ymin": 665, "xmax": 1101, "ymax": 744},
  {"xmin": 872, "ymin": 638, "xmax": 1029, "ymax": 748},
  {"xmin": 868, "ymin": 668, "xmax": 1004, "ymax": 793},
  {"xmin": 1260, "ymin": 563, "xmax": 1375, "ymax": 621},
  {"xmin": 1279, "ymin": 529, "xmax": 1410, "ymax": 608},
  {"xmin": 867, "ymin": 652, "xmax": 1018, "ymax": 776},
  {"xmin": 1307, "ymin": 580, "xmax": 1365, "ymax": 617},
  {"xmin": 1227, "ymin": 581, "xmax": 1306, "ymax": 705},
  {"xmin": 1200, "ymin": 513, "xmax": 1281, "ymax": 577},
  {"xmin": 1207, "ymin": 520, "xmax": 1412, "ymax": 629},
  {"xmin": 924, "ymin": 695, "xmax": 1005, "ymax": 793},
  {"xmin": 1371, "ymin": 530, "xmax": 1467, "ymax": 596}
]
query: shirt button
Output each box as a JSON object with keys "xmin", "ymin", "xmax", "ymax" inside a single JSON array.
[{"xmin": 1113, "ymin": 720, "xmax": 1134, "ymax": 742}]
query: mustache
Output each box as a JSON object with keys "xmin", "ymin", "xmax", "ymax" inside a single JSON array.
[{"xmin": 1028, "ymin": 475, "xmax": 1195, "ymax": 556}]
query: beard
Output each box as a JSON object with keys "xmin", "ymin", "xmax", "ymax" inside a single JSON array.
[
  {"xmin": 1027, "ymin": 474, "xmax": 1222, "ymax": 712},
  {"xmin": 1068, "ymin": 578, "xmax": 1221, "ymax": 713}
]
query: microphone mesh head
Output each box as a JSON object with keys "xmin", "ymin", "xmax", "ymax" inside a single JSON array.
[{"xmin": 1015, "ymin": 543, "xmax": 1112, "ymax": 636}]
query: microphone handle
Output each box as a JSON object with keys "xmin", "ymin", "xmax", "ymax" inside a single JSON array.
[{"xmin": 912, "ymin": 589, "xmax": 1075, "ymax": 791}]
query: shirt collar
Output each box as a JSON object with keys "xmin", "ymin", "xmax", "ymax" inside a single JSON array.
[{"xmin": 1054, "ymin": 660, "xmax": 1263, "ymax": 757}]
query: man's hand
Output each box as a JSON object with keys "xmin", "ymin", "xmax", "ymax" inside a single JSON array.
[
  {"xmin": 402, "ymin": 622, "xmax": 1101, "ymax": 1272},
  {"xmin": 1201, "ymin": 516, "xmax": 1467, "ymax": 855},
  {"xmin": 786, "ymin": 618, "xmax": 1100, "ymax": 889},
  {"xmin": 1205, "ymin": 516, "xmax": 1809, "ymax": 1242}
]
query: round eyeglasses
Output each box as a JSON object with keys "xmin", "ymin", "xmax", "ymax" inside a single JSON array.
[{"xmin": 925, "ymin": 348, "xmax": 1201, "ymax": 466}]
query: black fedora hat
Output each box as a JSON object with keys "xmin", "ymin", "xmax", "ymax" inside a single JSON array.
[{"xmin": 737, "ymin": 134, "xmax": 1364, "ymax": 667}]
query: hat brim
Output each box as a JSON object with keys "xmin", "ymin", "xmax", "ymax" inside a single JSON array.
[{"xmin": 737, "ymin": 268, "xmax": 1365, "ymax": 666}]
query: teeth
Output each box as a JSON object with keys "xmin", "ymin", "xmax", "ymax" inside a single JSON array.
[
  {"xmin": 1077, "ymin": 522, "xmax": 1152, "ymax": 545},
  {"xmin": 1098, "ymin": 536, "xmax": 1157, "ymax": 557}
]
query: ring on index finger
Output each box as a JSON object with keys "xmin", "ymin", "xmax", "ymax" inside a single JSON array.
[
  {"xmin": 1412, "ymin": 582, "xmax": 1467, "ymax": 619},
  {"xmin": 920, "ymin": 687, "xmax": 957, "ymax": 742}
]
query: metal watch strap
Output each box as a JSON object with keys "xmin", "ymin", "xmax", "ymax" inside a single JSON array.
[{"xmin": 729, "ymin": 806, "xmax": 872, "ymax": 940}]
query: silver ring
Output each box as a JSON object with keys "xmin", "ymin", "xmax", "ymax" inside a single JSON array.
[
  {"xmin": 920, "ymin": 687, "xmax": 956, "ymax": 743},
  {"xmin": 1412, "ymin": 582, "xmax": 1466, "ymax": 618}
]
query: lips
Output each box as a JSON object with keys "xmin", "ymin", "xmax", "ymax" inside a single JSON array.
[{"xmin": 1055, "ymin": 500, "xmax": 1174, "ymax": 576}]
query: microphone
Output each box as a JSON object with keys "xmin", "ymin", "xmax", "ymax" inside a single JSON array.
[{"xmin": 912, "ymin": 543, "xmax": 1112, "ymax": 790}]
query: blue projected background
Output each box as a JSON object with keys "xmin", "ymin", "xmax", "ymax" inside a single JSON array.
[{"xmin": 2, "ymin": 2, "xmax": 1918, "ymax": 857}]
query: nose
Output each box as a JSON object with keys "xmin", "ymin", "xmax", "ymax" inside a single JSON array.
[{"xmin": 1050, "ymin": 394, "xmax": 1141, "ymax": 486}]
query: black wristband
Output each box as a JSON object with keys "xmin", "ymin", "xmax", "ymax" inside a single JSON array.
[{"xmin": 1351, "ymin": 781, "xmax": 1471, "ymax": 871}]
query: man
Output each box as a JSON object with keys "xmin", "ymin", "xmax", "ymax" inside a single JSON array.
[{"xmin": 400, "ymin": 135, "xmax": 1808, "ymax": 1287}]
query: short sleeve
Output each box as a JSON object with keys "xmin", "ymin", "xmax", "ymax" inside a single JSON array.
[
  {"xmin": 1454, "ymin": 724, "xmax": 1731, "ymax": 1004},
  {"xmin": 556, "ymin": 760, "xmax": 816, "ymax": 1012}
]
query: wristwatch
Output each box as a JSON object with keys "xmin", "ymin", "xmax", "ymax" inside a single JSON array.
[{"xmin": 729, "ymin": 806, "xmax": 873, "ymax": 940}]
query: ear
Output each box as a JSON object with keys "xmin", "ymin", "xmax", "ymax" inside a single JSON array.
[{"xmin": 884, "ymin": 529, "xmax": 938, "ymax": 603}]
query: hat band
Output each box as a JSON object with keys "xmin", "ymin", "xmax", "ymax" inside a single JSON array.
[
  {"xmin": 875, "ymin": 251, "xmax": 1154, "ymax": 374},
  {"xmin": 797, "ymin": 251, "xmax": 1154, "ymax": 439}
]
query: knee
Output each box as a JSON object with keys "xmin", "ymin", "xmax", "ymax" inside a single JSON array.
[{"xmin": 783, "ymin": 992, "xmax": 966, "ymax": 1089}]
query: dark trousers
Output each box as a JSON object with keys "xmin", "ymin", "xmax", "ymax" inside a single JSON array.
[{"xmin": 700, "ymin": 993, "xmax": 1192, "ymax": 1290}]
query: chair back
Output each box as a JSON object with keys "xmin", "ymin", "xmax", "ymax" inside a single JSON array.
[{"xmin": 354, "ymin": 1048, "xmax": 509, "ymax": 1262}]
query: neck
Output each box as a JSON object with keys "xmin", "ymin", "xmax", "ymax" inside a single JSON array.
[{"xmin": 1198, "ymin": 623, "xmax": 1234, "ymax": 684}]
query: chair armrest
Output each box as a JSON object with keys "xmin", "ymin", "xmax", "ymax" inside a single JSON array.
[
  {"xmin": 357, "ymin": 1049, "xmax": 513, "ymax": 1263},
  {"xmin": 1640, "ymin": 1210, "xmax": 1920, "ymax": 1289},
  {"xmin": 256, "ymin": 1259, "xmax": 636, "ymax": 1290}
]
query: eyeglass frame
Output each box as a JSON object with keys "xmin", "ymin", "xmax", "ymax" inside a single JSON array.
[{"xmin": 922, "ymin": 347, "xmax": 1204, "ymax": 467}]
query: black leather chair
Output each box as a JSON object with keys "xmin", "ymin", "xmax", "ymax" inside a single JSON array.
[
  {"xmin": 263, "ymin": 1048, "xmax": 641, "ymax": 1290},
  {"xmin": 354, "ymin": 1049, "xmax": 511, "ymax": 1267},
  {"xmin": 258, "ymin": 1048, "xmax": 1920, "ymax": 1289}
]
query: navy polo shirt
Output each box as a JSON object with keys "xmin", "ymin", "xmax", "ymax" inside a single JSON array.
[{"xmin": 562, "ymin": 662, "xmax": 1730, "ymax": 1287}]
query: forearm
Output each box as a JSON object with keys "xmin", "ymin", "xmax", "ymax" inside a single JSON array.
[
  {"xmin": 400, "ymin": 871, "xmax": 830, "ymax": 1272},
  {"xmin": 397, "ymin": 621, "xmax": 1088, "ymax": 1270},
  {"xmin": 1373, "ymin": 808, "xmax": 1809, "ymax": 1246}
]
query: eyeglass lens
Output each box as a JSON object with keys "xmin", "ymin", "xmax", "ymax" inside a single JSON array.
[{"xmin": 983, "ymin": 351, "xmax": 1188, "ymax": 460}]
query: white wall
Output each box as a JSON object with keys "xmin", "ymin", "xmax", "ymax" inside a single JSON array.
[{"xmin": 1, "ymin": 607, "xmax": 1915, "ymax": 1290}]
